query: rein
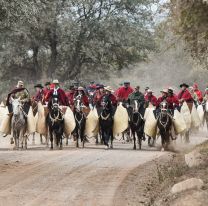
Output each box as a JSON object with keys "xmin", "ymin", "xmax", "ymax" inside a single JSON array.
[{"xmin": 49, "ymin": 108, "xmax": 64, "ymax": 125}]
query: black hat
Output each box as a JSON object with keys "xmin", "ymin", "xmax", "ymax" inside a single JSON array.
[
  {"xmin": 145, "ymin": 87, "xmax": 149, "ymax": 90},
  {"xmin": 180, "ymin": 83, "xmax": 189, "ymax": 88},
  {"xmin": 45, "ymin": 82, "xmax": 51, "ymax": 86},
  {"xmin": 124, "ymin": 81, "xmax": 130, "ymax": 84},
  {"xmin": 34, "ymin": 84, "xmax": 44, "ymax": 88}
]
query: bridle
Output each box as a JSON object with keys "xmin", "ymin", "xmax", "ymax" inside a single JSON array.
[{"xmin": 49, "ymin": 98, "xmax": 64, "ymax": 125}]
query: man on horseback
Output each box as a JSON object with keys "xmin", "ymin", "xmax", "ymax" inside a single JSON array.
[
  {"xmin": 178, "ymin": 83, "xmax": 193, "ymax": 108},
  {"xmin": 5, "ymin": 81, "xmax": 30, "ymax": 141},
  {"xmin": 45, "ymin": 80, "xmax": 69, "ymax": 106},
  {"xmin": 34, "ymin": 84, "xmax": 44, "ymax": 103},
  {"xmin": 128, "ymin": 86, "xmax": 145, "ymax": 116},
  {"xmin": 6, "ymin": 80, "xmax": 30, "ymax": 112},
  {"xmin": 94, "ymin": 84, "xmax": 105, "ymax": 108},
  {"xmin": 144, "ymin": 89, "xmax": 157, "ymax": 107},
  {"xmin": 74, "ymin": 87, "xmax": 89, "ymax": 107},
  {"xmin": 116, "ymin": 81, "xmax": 134, "ymax": 103}
]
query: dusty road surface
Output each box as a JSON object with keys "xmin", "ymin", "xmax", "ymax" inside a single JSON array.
[{"xmin": 0, "ymin": 129, "xmax": 207, "ymax": 206}]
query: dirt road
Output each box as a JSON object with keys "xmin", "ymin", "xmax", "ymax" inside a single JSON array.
[{"xmin": 0, "ymin": 130, "xmax": 207, "ymax": 206}]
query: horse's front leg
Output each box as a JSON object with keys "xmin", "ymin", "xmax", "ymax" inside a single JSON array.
[
  {"xmin": 24, "ymin": 135, "xmax": 28, "ymax": 149},
  {"xmin": 110, "ymin": 130, "xmax": 113, "ymax": 149},
  {"xmin": 137, "ymin": 131, "xmax": 142, "ymax": 150},
  {"xmin": 40, "ymin": 134, "xmax": 43, "ymax": 144},
  {"xmin": 132, "ymin": 130, "xmax": 136, "ymax": 150},
  {"xmin": 32, "ymin": 132, "xmax": 35, "ymax": 145},
  {"xmin": 49, "ymin": 129, "xmax": 53, "ymax": 150}
]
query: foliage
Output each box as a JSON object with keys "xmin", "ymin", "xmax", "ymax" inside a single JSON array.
[
  {"xmin": 0, "ymin": 0, "xmax": 157, "ymax": 83},
  {"xmin": 168, "ymin": 0, "xmax": 208, "ymax": 68}
]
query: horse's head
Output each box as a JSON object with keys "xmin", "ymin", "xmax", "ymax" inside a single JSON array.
[
  {"xmin": 160, "ymin": 101, "xmax": 168, "ymax": 112},
  {"xmin": 74, "ymin": 94, "xmax": 85, "ymax": 112},
  {"xmin": 88, "ymin": 92, "xmax": 95, "ymax": 110},
  {"xmin": 132, "ymin": 100, "xmax": 140, "ymax": 113},
  {"xmin": 11, "ymin": 97, "xmax": 22, "ymax": 118},
  {"xmin": 51, "ymin": 97, "xmax": 59, "ymax": 111},
  {"xmin": 101, "ymin": 95, "xmax": 111, "ymax": 109}
]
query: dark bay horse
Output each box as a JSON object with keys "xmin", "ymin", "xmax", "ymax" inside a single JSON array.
[
  {"xmin": 46, "ymin": 97, "xmax": 64, "ymax": 150},
  {"xmin": 157, "ymin": 102, "xmax": 173, "ymax": 151},
  {"xmin": 127, "ymin": 100, "xmax": 144, "ymax": 150},
  {"xmin": 99, "ymin": 95, "xmax": 114, "ymax": 149},
  {"xmin": 73, "ymin": 94, "xmax": 87, "ymax": 148}
]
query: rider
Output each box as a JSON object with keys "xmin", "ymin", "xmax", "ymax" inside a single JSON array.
[
  {"xmin": 167, "ymin": 87, "xmax": 180, "ymax": 113},
  {"xmin": 5, "ymin": 81, "xmax": 30, "ymax": 141},
  {"xmin": 193, "ymin": 83, "xmax": 203, "ymax": 105},
  {"xmin": 74, "ymin": 87, "xmax": 89, "ymax": 107},
  {"xmin": 128, "ymin": 86, "xmax": 145, "ymax": 116},
  {"xmin": 178, "ymin": 83, "xmax": 194, "ymax": 110},
  {"xmin": 99, "ymin": 86, "xmax": 117, "ymax": 116},
  {"xmin": 144, "ymin": 87, "xmax": 150, "ymax": 98},
  {"xmin": 34, "ymin": 84, "xmax": 44, "ymax": 103},
  {"xmin": 6, "ymin": 80, "xmax": 30, "ymax": 114},
  {"xmin": 116, "ymin": 81, "xmax": 134, "ymax": 103},
  {"xmin": 66, "ymin": 85, "xmax": 76, "ymax": 107},
  {"xmin": 86, "ymin": 81, "xmax": 97, "ymax": 95},
  {"xmin": 45, "ymin": 80, "xmax": 69, "ymax": 106},
  {"xmin": 94, "ymin": 84, "xmax": 105, "ymax": 108},
  {"xmin": 144, "ymin": 89, "xmax": 157, "ymax": 107}
]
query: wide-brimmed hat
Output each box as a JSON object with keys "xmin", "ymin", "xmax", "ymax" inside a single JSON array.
[
  {"xmin": 78, "ymin": 86, "xmax": 85, "ymax": 91},
  {"xmin": 34, "ymin": 84, "xmax": 43, "ymax": 89},
  {"xmin": 124, "ymin": 81, "xmax": 130, "ymax": 84},
  {"xmin": 180, "ymin": 83, "xmax": 189, "ymax": 88},
  {"xmin": 53, "ymin": 79, "xmax": 59, "ymax": 84},
  {"xmin": 145, "ymin": 87, "xmax": 149, "ymax": 91},
  {"xmin": 17, "ymin": 81, "xmax": 24, "ymax": 86},
  {"xmin": 135, "ymin": 86, "xmax": 140, "ymax": 90},
  {"xmin": 96, "ymin": 84, "xmax": 104, "ymax": 89},
  {"xmin": 147, "ymin": 89, "xmax": 153, "ymax": 93},
  {"xmin": 160, "ymin": 88, "xmax": 168, "ymax": 93},
  {"xmin": 168, "ymin": 87, "xmax": 174, "ymax": 93},
  {"xmin": 104, "ymin": 86, "xmax": 114, "ymax": 93},
  {"xmin": 45, "ymin": 82, "xmax": 51, "ymax": 86}
]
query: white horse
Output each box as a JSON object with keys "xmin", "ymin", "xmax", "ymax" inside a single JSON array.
[{"xmin": 11, "ymin": 98, "xmax": 28, "ymax": 149}]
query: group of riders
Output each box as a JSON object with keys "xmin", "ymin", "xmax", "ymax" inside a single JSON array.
[
  {"xmin": 6, "ymin": 80, "xmax": 208, "ymax": 116},
  {"xmin": 4, "ymin": 79, "xmax": 208, "ymax": 149}
]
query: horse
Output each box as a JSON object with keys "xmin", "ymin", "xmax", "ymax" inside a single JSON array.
[
  {"xmin": 127, "ymin": 100, "xmax": 145, "ymax": 150},
  {"xmin": 46, "ymin": 97, "xmax": 64, "ymax": 150},
  {"xmin": 73, "ymin": 94, "xmax": 87, "ymax": 148},
  {"xmin": 157, "ymin": 102, "xmax": 173, "ymax": 151},
  {"xmin": 11, "ymin": 98, "xmax": 28, "ymax": 149},
  {"xmin": 99, "ymin": 95, "xmax": 114, "ymax": 149}
]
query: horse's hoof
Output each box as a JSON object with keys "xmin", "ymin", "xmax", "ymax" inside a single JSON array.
[
  {"xmin": 105, "ymin": 145, "xmax": 109, "ymax": 150},
  {"xmin": 161, "ymin": 147, "xmax": 165, "ymax": 152},
  {"xmin": 110, "ymin": 145, "xmax": 113, "ymax": 149}
]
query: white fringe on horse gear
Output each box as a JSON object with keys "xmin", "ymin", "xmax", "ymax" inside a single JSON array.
[
  {"xmin": 27, "ymin": 106, "xmax": 36, "ymax": 134},
  {"xmin": 144, "ymin": 109, "xmax": 157, "ymax": 138},
  {"xmin": 64, "ymin": 107, "xmax": 76, "ymax": 136},
  {"xmin": 191, "ymin": 104, "xmax": 201, "ymax": 128},
  {"xmin": 173, "ymin": 109, "xmax": 187, "ymax": 135},
  {"xmin": 36, "ymin": 102, "xmax": 47, "ymax": 135},
  {"xmin": 197, "ymin": 104, "xmax": 204, "ymax": 125},
  {"xmin": 113, "ymin": 103, "xmax": 128, "ymax": 136},
  {"xmin": 85, "ymin": 108, "xmax": 99, "ymax": 138},
  {"xmin": 0, "ymin": 107, "xmax": 11, "ymax": 135},
  {"xmin": 180, "ymin": 102, "xmax": 191, "ymax": 129}
]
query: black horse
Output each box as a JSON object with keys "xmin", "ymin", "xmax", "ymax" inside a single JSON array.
[
  {"xmin": 74, "ymin": 94, "xmax": 87, "ymax": 148},
  {"xmin": 46, "ymin": 97, "xmax": 64, "ymax": 150},
  {"xmin": 127, "ymin": 100, "xmax": 145, "ymax": 150},
  {"xmin": 99, "ymin": 95, "xmax": 114, "ymax": 149},
  {"xmin": 157, "ymin": 102, "xmax": 173, "ymax": 151}
]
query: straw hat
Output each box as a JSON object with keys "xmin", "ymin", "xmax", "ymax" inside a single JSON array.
[
  {"xmin": 17, "ymin": 81, "xmax": 24, "ymax": 87},
  {"xmin": 53, "ymin": 79, "xmax": 59, "ymax": 84},
  {"xmin": 104, "ymin": 86, "xmax": 114, "ymax": 93}
]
